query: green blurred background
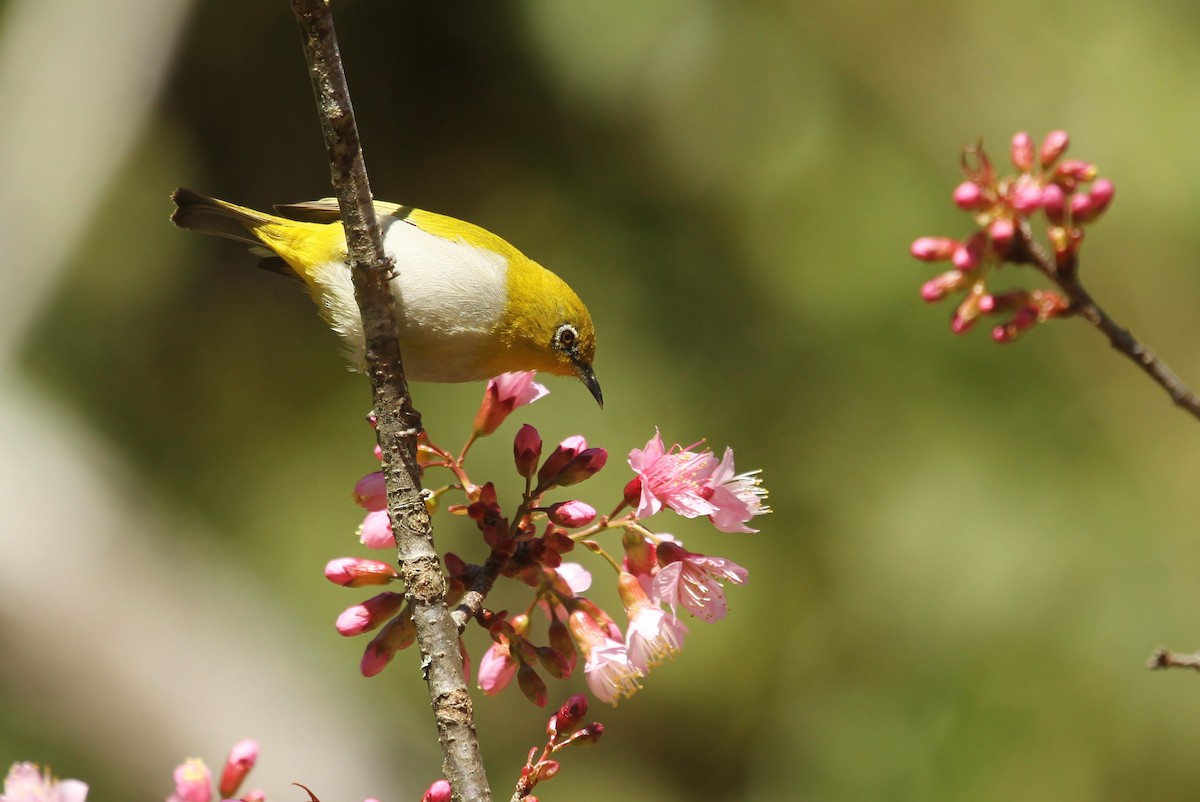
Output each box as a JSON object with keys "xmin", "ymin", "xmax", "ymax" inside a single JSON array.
[{"xmin": 3, "ymin": 0, "xmax": 1200, "ymax": 799}]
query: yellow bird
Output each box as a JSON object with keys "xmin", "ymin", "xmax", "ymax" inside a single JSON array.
[{"xmin": 170, "ymin": 188, "xmax": 601, "ymax": 406}]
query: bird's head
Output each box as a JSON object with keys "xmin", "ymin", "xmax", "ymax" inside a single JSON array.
[{"xmin": 499, "ymin": 260, "xmax": 602, "ymax": 407}]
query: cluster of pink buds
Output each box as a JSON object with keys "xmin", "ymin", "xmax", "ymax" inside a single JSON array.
[
  {"xmin": 325, "ymin": 372, "xmax": 769, "ymax": 708},
  {"xmin": 510, "ymin": 694, "xmax": 603, "ymax": 801},
  {"xmin": 165, "ymin": 739, "xmax": 265, "ymax": 802},
  {"xmin": 911, "ymin": 130, "xmax": 1115, "ymax": 342},
  {"xmin": 412, "ymin": 695, "xmax": 602, "ymax": 802},
  {"xmin": 158, "ymin": 741, "xmax": 387, "ymax": 802}
]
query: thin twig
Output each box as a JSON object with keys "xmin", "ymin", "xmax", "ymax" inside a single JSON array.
[
  {"xmin": 1011, "ymin": 233, "xmax": 1200, "ymax": 421},
  {"xmin": 290, "ymin": 2, "xmax": 491, "ymax": 799},
  {"xmin": 1147, "ymin": 647, "xmax": 1200, "ymax": 672}
]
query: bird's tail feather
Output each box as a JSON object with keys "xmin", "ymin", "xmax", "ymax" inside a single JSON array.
[{"xmin": 170, "ymin": 187, "xmax": 282, "ymax": 246}]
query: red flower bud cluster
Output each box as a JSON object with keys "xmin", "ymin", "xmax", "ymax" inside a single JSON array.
[
  {"xmin": 326, "ymin": 376, "xmax": 765, "ymax": 719},
  {"xmin": 911, "ymin": 130, "xmax": 1114, "ymax": 343},
  {"xmin": 514, "ymin": 694, "xmax": 605, "ymax": 798}
]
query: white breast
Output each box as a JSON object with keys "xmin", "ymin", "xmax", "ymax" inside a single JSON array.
[{"xmin": 309, "ymin": 217, "xmax": 510, "ymax": 382}]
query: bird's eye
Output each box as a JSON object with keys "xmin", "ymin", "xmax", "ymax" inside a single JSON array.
[{"xmin": 554, "ymin": 323, "xmax": 579, "ymax": 351}]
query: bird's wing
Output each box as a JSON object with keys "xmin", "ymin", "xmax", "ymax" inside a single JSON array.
[{"xmin": 273, "ymin": 198, "xmax": 412, "ymax": 224}]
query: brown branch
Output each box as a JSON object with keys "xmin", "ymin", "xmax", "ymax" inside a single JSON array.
[
  {"xmin": 290, "ymin": 2, "xmax": 491, "ymax": 800},
  {"xmin": 1011, "ymin": 233, "xmax": 1200, "ymax": 421},
  {"xmin": 1148, "ymin": 647, "xmax": 1200, "ymax": 672}
]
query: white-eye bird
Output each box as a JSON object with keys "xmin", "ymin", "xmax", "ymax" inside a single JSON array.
[{"xmin": 170, "ymin": 188, "xmax": 602, "ymax": 406}]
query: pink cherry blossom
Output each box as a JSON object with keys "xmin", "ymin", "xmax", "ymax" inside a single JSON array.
[
  {"xmin": 473, "ymin": 371, "xmax": 549, "ymax": 436},
  {"xmin": 652, "ymin": 543, "xmax": 748, "ymax": 623},
  {"xmin": 618, "ymin": 572, "xmax": 686, "ymax": 671},
  {"xmin": 167, "ymin": 758, "xmax": 211, "ymax": 802},
  {"xmin": 555, "ymin": 562, "xmax": 593, "ymax": 595},
  {"xmin": 628, "ymin": 431, "xmax": 770, "ymax": 533},
  {"xmin": 567, "ymin": 611, "xmax": 642, "ymax": 705},
  {"xmin": 703, "ymin": 448, "xmax": 771, "ymax": 533},
  {"xmin": 2, "ymin": 763, "xmax": 88, "ymax": 802},
  {"xmin": 627, "ymin": 430, "xmax": 719, "ymax": 520}
]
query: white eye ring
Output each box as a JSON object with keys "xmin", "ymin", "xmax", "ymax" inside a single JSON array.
[{"xmin": 554, "ymin": 323, "xmax": 579, "ymax": 351}]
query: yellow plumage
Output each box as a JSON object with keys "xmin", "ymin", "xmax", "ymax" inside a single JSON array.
[{"xmin": 171, "ymin": 188, "xmax": 601, "ymax": 405}]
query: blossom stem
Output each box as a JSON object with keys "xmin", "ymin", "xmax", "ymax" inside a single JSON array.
[
  {"xmin": 423, "ymin": 439, "xmax": 477, "ymax": 497},
  {"xmin": 1010, "ymin": 231, "xmax": 1200, "ymax": 421},
  {"xmin": 580, "ymin": 540, "xmax": 623, "ymax": 573},
  {"xmin": 458, "ymin": 432, "xmax": 479, "ymax": 464}
]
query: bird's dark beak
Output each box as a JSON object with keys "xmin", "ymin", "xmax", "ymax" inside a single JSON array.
[{"xmin": 576, "ymin": 362, "xmax": 603, "ymax": 408}]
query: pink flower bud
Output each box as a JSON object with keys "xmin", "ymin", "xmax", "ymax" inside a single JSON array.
[
  {"xmin": 352, "ymin": 472, "xmax": 387, "ymax": 511},
  {"xmin": 991, "ymin": 305, "xmax": 1039, "ymax": 343},
  {"xmin": 336, "ymin": 592, "xmax": 405, "ymax": 637},
  {"xmin": 573, "ymin": 722, "xmax": 604, "ymax": 746},
  {"xmin": 1089, "ymin": 177, "xmax": 1115, "ymax": 209},
  {"xmin": 361, "ymin": 607, "xmax": 416, "ymax": 676},
  {"xmin": 1039, "ymin": 130, "xmax": 1069, "ymax": 168},
  {"xmin": 358, "ymin": 508, "xmax": 393, "ymax": 549},
  {"xmin": 553, "ymin": 693, "xmax": 589, "ymax": 736},
  {"xmin": 950, "ymin": 289, "xmax": 984, "ymax": 334},
  {"xmin": 547, "ymin": 500, "xmax": 597, "ymax": 528},
  {"xmin": 1056, "ymin": 159, "xmax": 1097, "ymax": 183},
  {"xmin": 422, "ymin": 779, "xmax": 452, "ymax": 802},
  {"xmin": 1041, "ymin": 184, "xmax": 1066, "ymax": 224},
  {"xmin": 513, "ymin": 424, "xmax": 542, "ymax": 479},
  {"xmin": 919, "ymin": 270, "xmax": 967, "ymax": 302},
  {"xmin": 218, "ymin": 739, "xmax": 259, "ymax": 798},
  {"xmin": 910, "ymin": 236, "xmax": 958, "ymax": 262},
  {"xmin": 988, "ymin": 218, "xmax": 1015, "ymax": 254},
  {"xmin": 978, "ymin": 290, "xmax": 1028, "ymax": 315},
  {"xmin": 537, "ymin": 436, "xmax": 607, "ymax": 490},
  {"xmin": 951, "ymin": 233, "xmax": 985, "ymax": 271},
  {"xmin": 325, "ymin": 557, "xmax": 399, "ymax": 587},
  {"xmin": 952, "ymin": 181, "xmax": 986, "ymax": 209},
  {"xmin": 1074, "ymin": 178, "xmax": 1115, "ymax": 222},
  {"xmin": 537, "ymin": 435, "xmax": 587, "ymax": 487},
  {"xmin": 473, "ymin": 371, "xmax": 549, "ymax": 436},
  {"xmin": 554, "ymin": 448, "xmax": 608, "ymax": 487},
  {"xmin": 478, "ymin": 639, "xmax": 517, "ymax": 695},
  {"xmin": 1009, "ymin": 181, "xmax": 1043, "ymax": 214},
  {"xmin": 1010, "ymin": 132, "xmax": 1034, "ymax": 172}
]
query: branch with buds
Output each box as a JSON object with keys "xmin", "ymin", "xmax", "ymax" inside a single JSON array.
[
  {"xmin": 911, "ymin": 130, "xmax": 1200, "ymax": 420},
  {"xmin": 329, "ymin": 371, "xmax": 769, "ymax": 709}
]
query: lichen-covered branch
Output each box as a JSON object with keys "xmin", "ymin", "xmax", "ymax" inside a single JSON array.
[{"xmin": 290, "ymin": 2, "xmax": 491, "ymax": 799}]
